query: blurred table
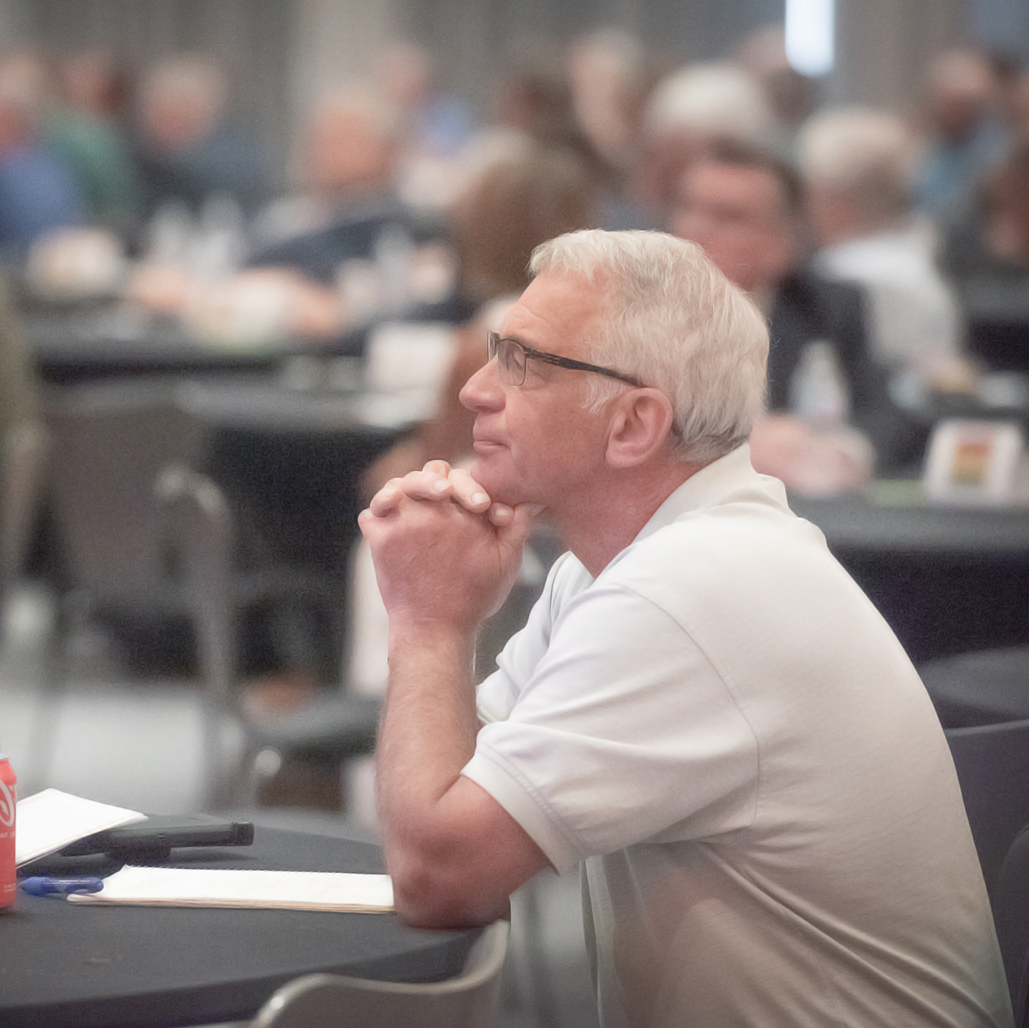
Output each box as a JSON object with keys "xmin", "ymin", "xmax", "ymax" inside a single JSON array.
[
  {"xmin": 3, "ymin": 825, "xmax": 478, "ymax": 1028},
  {"xmin": 962, "ymin": 278, "xmax": 1029, "ymax": 373},
  {"xmin": 792, "ymin": 488, "xmax": 1029, "ymax": 665},
  {"xmin": 27, "ymin": 308, "xmax": 366, "ymax": 385}
]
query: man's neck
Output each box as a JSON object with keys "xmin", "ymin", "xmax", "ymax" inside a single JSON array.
[{"xmin": 552, "ymin": 461, "xmax": 703, "ymax": 578}]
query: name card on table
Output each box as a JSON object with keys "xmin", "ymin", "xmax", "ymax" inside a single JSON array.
[{"xmin": 923, "ymin": 418, "xmax": 1026, "ymax": 505}]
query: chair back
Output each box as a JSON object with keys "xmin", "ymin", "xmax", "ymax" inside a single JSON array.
[
  {"xmin": 43, "ymin": 379, "xmax": 204, "ymax": 604},
  {"xmin": 155, "ymin": 464, "xmax": 241, "ymax": 806},
  {"xmin": 995, "ymin": 824, "xmax": 1029, "ymax": 1027},
  {"xmin": 946, "ymin": 718, "xmax": 1029, "ymax": 899},
  {"xmin": 251, "ymin": 918, "xmax": 509, "ymax": 1028}
]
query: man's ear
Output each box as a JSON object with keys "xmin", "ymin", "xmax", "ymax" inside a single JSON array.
[{"xmin": 606, "ymin": 389, "xmax": 676, "ymax": 468}]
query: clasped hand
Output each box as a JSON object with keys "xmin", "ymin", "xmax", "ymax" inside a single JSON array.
[{"xmin": 358, "ymin": 461, "xmax": 537, "ymax": 634}]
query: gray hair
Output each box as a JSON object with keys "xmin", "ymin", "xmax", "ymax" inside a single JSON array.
[
  {"xmin": 797, "ymin": 106, "xmax": 916, "ymax": 222},
  {"xmin": 529, "ymin": 229, "xmax": 768, "ymax": 464}
]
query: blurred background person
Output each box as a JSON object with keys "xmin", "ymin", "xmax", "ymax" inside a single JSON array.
[
  {"xmin": 565, "ymin": 26, "xmax": 651, "ymax": 223},
  {"xmin": 242, "ymin": 85, "xmax": 425, "ymax": 341},
  {"xmin": 132, "ymin": 53, "xmax": 270, "ymax": 225},
  {"xmin": 372, "ymin": 39, "xmax": 476, "ymax": 218},
  {"xmin": 0, "ymin": 50, "xmax": 85, "ymax": 266},
  {"xmin": 797, "ymin": 105, "xmax": 971, "ymax": 407},
  {"xmin": 671, "ymin": 140, "xmax": 921, "ymax": 490},
  {"xmin": 248, "ymin": 86, "xmax": 411, "ymax": 277},
  {"xmin": 940, "ymin": 135, "xmax": 1029, "ymax": 367},
  {"xmin": 456, "ymin": 46, "xmax": 620, "ymax": 221},
  {"xmin": 49, "ymin": 48, "xmax": 140, "ymax": 235},
  {"xmin": 363, "ymin": 138, "xmax": 601, "ymax": 495},
  {"xmin": 626, "ymin": 60, "xmax": 776, "ymax": 231},
  {"xmin": 912, "ymin": 47, "xmax": 1009, "ymax": 226}
]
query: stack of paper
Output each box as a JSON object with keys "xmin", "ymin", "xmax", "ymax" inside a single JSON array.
[
  {"xmin": 68, "ymin": 864, "xmax": 394, "ymax": 912},
  {"xmin": 16, "ymin": 789, "xmax": 147, "ymax": 866}
]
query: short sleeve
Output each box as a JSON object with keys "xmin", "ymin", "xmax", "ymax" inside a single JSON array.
[{"xmin": 462, "ymin": 579, "xmax": 760, "ymax": 873}]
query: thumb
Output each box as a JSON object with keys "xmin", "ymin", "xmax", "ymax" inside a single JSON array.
[{"xmin": 496, "ymin": 502, "xmax": 542, "ymax": 550}]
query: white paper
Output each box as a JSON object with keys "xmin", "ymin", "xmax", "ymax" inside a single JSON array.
[
  {"xmin": 15, "ymin": 789, "xmax": 147, "ymax": 866},
  {"xmin": 68, "ymin": 864, "xmax": 394, "ymax": 912}
]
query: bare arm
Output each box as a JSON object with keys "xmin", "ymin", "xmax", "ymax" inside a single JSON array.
[{"xmin": 359, "ymin": 463, "xmax": 551, "ymax": 928}]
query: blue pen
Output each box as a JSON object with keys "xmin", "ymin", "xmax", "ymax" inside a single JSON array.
[{"xmin": 19, "ymin": 876, "xmax": 104, "ymax": 896}]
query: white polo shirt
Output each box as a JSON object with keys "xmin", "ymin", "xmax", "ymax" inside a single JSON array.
[{"xmin": 462, "ymin": 445, "xmax": 1011, "ymax": 1028}]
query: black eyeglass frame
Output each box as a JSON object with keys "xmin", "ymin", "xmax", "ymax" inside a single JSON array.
[{"xmin": 486, "ymin": 330, "xmax": 644, "ymax": 388}]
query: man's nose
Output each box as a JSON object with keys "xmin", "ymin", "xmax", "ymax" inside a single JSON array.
[{"xmin": 459, "ymin": 358, "xmax": 504, "ymax": 412}]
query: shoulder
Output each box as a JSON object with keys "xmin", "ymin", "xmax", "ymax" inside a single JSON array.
[{"xmin": 602, "ymin": 496, "xmax": 827, "ymax": 611}]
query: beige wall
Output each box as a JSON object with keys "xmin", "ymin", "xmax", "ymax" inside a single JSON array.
[
  {"xmin": 0, "ymin": 0, "xmax": 997, "ymax": 168},
  {"xmin": 832, "ymin": 0, "xmax": 967, "ymax": 114},
  {"xmin": 289, "ymin": 0, "xmax": 403, "ymax": 115}
]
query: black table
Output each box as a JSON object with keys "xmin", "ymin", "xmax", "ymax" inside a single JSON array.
[
  {"xmin": 2, "ymin": 826, "xmax": 478, "ymax": 1028},
  {"xmin": 792, "ymin": 489, "xmax": 1029, "ymax": 665},
  {"xmin": 27, "ymin": 309, "xmax": 367, "ymax": 386}
]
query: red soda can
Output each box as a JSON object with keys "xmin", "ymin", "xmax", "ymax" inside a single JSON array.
[{"xmin": 0, "ymin": 755, "xmax": 15, "ymax": 911}]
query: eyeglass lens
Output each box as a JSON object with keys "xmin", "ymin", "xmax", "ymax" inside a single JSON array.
[{"xmin": 489, "ymin": 334, "xmax": 527, "ymax": 385}]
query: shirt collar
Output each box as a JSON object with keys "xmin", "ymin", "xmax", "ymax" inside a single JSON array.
[{"xmin": 631, "ymin": 444, "xmax": 789, "ymax": 547}]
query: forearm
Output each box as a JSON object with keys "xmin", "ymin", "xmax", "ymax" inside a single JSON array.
[
  {"xmin": 377, "ymin": 622, "xmax": 480, "ymax": 823},
  {"xmin": 360, "ymin": 466, "xmax": 547, "ymax": 925},
  {"xmin": 375, "ymin": 622, "xmax": 499, "ymax": 924}
]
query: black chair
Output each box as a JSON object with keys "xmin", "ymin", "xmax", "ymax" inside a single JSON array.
[
  {"xmin": 21, "ymin": 380, "xmax": 209, "ymax": 792},
  {"xmin": 922, "ymin": 647, "xmax": 1029, "ymax": 729},
  {"xmin": 156, "ymin": 465, "xmax": 380, "ymax": 810},
  {"xmin": 41, "ymin": 378, "xmax": 205, "ymax": 657},
  {"xmin": 994, "ymin": 824, "xmax": 1029, "ymax": 1027},
  {"xmin": 945, "ymin": 718, "xmax": 1029, "ymax": 900}
]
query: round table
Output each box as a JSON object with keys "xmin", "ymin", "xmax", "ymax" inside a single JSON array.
[
  {"xmin": 791, "ymin": 492, "xmax": 1029, "ymax": 665},
  {"xmin": 2, "ymin": 826, "xmax": 478, "ymax": 1028}
]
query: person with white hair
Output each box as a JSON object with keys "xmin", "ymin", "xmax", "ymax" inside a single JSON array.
[
  {"xmin": 626, "ymin": 60, "xmax": 778, "ymax": 230},
  {"xmin": 798, "ymin": 105, "xmax": 969, "ymax": 401},
  {"xmin": 133, "ymin": 53, "xmax": 269, "ymax": 219},
  {"xmin": 360, "ymin": 227, "xmax": 1010, "ymax": 1028},
  {"xmin": 247, "ymin": 86, "xmax": 409, "ymax": 282}
]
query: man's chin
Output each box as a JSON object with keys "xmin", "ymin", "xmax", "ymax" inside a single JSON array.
[{"xmin": 468, "ymin": 458, "xmax": 520, "ymax": 508}]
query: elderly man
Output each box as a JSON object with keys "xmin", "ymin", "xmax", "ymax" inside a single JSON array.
[
  {"xmin": 671, "ymin": 139, "xmax": 923, "ymax": 482},
  {"xmin": 359, "ymin": 229, "xmax": 1010, "ymax": 1028}
]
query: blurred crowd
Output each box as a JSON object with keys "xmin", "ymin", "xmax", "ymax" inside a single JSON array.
[{"xmin": 2, "ymin": 27, "xmax": 1029, "ymax": 493}]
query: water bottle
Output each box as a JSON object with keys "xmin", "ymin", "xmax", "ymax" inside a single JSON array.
[{"xmin": 789, "ymin": 340, "xmax": 851, "ymax": 428}]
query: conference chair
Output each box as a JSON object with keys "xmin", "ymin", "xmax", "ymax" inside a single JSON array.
[
  {"xmin": 156, "ymin": 465, "xmax": 380, "ymax": 810},
  {"xmin": 249, "ymin": 918, "xmax": 509, "ymax": 1028},
  {"xmin": 945, "ymin": 717, "xmax": 1029, "ymax": 900},
  {"xmin": 38, "ymin": 375, "xmax": 208, "ymax": 655},
  {"xmin": 994, "ymin": 823, "xmax": 1029, "ymax": 1027},
  {"xmin": 20, "ymin": 379, "xmax": 208, "ymax": 790}
]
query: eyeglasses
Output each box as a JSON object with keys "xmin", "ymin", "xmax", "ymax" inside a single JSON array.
[{"xmin": 486, "ymin": 331, "xmax": 643, "ymax": 388}]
